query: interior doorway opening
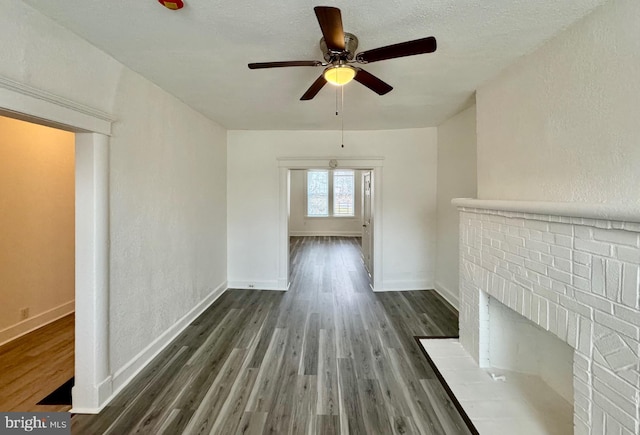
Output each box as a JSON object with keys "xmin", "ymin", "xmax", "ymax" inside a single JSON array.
[
  {"xmin": 0, "ymin": 81, "xmax": 113, "ymax": 413},
  {"xmin": 277, "ymin": 157, "xmax": 384, "ymax": 291},
  {"xmin": 0, "ymin": 116, "xmax": 75, "ymax": 411}
]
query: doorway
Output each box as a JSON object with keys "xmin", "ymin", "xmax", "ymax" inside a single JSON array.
[
  {"xmin": 361, "ymin": 171, "xmax": 373, "ymax": 282},
  {"xmin": 0, "ymin": 116, "xmax": 75, "ymax": 411},
  {"xmin": 277, "ymin": 157, "xmax": 384, "ymax": 291},
  {"xmin": 0, "ymin": 81, "xmax": 113, "ymax": 413}
]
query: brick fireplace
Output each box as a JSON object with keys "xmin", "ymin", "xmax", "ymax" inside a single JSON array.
[{"xmin": 454, "ymin": 199, "xmax": 640, "ymax": 435}]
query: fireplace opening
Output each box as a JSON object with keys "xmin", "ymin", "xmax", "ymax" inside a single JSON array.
[{"xmin": 486, "ymin": 295, "xmax": 574, "ymax": 433}]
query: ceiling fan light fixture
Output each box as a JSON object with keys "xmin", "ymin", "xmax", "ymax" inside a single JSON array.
[{"xmin": 323, "ymin": 65, "xmax": 356, "ymax": 86}]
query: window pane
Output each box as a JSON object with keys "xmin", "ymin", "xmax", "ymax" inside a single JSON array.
[
  {"xmin": 333, "ymin": 170, "xmax": 354, "ymax": 216},
  {"xmin": 307, "ymin": 171, "xmax": 329, "ymax": 216}
]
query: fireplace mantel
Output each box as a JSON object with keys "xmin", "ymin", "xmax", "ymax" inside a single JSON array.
[
  {"xmin": 453, "ymin": 198, "xmax": 640, "ymax": 225},
  {"xmin": 455, "ymin": 198, "xmax": 640, "ymax": 435}
]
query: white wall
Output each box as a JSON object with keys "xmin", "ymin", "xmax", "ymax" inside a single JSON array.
[
  {"xmin": 289, "ymin": 169, "xmax": 363, "ymax": 236},
  {"xmin": 0, "ymin": 0, "xmax": 227, "ymax": 379},
  {"xmin": 0, "ymin": 116, "xmax": 75, "ymax": 344},
  {"xmin": 435, "ymin": 106, "xmax": 477, "ymax": 308},
  {"xmin": 227, "ymin": 129, "xmax": 437, "ymax": 291},
  {"xmin": 476, "ymin": 0, "xmax": 640, "ymax": 205}
]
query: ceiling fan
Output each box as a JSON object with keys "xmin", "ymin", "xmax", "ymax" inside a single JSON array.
[{"xmin": 248, "ymin": 6, "xmax": 437, "ymax": 100}]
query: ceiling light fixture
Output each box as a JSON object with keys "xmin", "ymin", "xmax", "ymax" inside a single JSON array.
[{"xmin": 323, "ymin": 65, "xmax": 356, "ymax": 86}]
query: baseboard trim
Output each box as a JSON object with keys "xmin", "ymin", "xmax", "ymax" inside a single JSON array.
[
  {"xmin": 375, "ymin": 280, "xmax": 433, "ymax": 292},
  {"xmin": 104, "ymin": 282, "xmax": 227, "ymax": 411},
  {"xmin": 227, "ymin": 280, "xmax": 288, "ymax": 291},
  {"xmin": 289, "ymin": 231, "xmax": 362, "ymax": 237},
  {"xmin": 434, "ymin": 281, "xmax": 459, "ymax": 310},
  {"xmin": 0, "ymin": 300, "xmax": 75, "ymax": 346}
]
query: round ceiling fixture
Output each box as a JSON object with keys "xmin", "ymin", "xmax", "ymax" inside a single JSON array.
[
  {"xmin": 323, "ymin": 65, "xmax": 356, "ymax": 86},
  {"xmin": 158, "ymin": 0, "xmax": 184, "ymax": 10}
]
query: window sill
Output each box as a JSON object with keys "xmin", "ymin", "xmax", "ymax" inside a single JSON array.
[{"xmin": 305, "ymin": 216, "xmax": 357, "ymax": 219}]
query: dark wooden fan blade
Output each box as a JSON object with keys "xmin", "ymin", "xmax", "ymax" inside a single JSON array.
[
  {"xmin": 300, "ymin": 75, "xmax": 328, "ymax": 100},
  {"xmin": 356, "ymin": 36, "xmax": 437, "ymax": 63},
  {"xmin": 353, "ymin": 68, "xmax": 393, "ymax": 95},
  {"xmin": 248, "ymin": 61, "xmax": 322, "ymax": 69},
  {"xmin": 314, "ymin": 6, "xmax": 345, "ymax": 51}
]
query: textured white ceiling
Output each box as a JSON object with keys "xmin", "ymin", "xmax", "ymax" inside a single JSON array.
[{"xmin": 21, "ymin": 0, "xmax": 607, "ymax": 130}]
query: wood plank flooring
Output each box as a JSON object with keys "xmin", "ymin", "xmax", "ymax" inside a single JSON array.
[
  {"xmin": 72, "ymin": 236, "xmax": 471, "ymax": 434},
  {"xmin": 0, "ymin": 314, "xmax": 74, "ymax": 412}
]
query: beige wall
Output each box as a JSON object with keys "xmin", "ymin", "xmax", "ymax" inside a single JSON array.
[
  {"xmin": 0, "ymin": 116, "xmax": 75, "ymax": 340},
  {"xmin": 435, "ymin": 106, "xmax": 477, "ymax": 308}
]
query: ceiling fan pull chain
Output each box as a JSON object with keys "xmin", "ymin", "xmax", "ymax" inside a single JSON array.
[
  {"xmin": 341, "ymin": 85, "xmax": 345, "ymax": 148},
  {"xmin": 336, "ymin": 86, "xmax": 339, "ymax": 116}
]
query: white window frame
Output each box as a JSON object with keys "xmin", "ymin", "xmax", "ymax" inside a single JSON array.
[{"xmin": 305, "ymin": 169, "xmax": 355, "ymax": 218}]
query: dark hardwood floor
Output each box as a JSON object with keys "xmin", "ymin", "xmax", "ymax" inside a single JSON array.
[
  {"xmin": 72, "ymin": 236, "xmax": 470, "ymax": 434},
  {"xmin": 0, "ymin": 314, "xmax": 74, "ymax": 412}
]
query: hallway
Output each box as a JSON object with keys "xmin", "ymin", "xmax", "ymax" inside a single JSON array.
[{"xmin": 72, "ymin": 236, "xmax": 470, "ymax": 434}]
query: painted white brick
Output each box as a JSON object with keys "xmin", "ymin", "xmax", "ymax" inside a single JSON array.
[
  {"xmin": 621, "ymin": 264, "xmax": 639, "ymax": 309},
  {"xmin": 551, "ymin": 244, "xmax": 572, "ymax": 260},
  {"xmin": 504, "ymin": 252, "xmax": 525, "ymax": 266},
  {"xmin": 575, "ymin": 291, "xmax": 613, "ymax": 314},
  {"xmin": 554, "ymin": 257, "xmax": 573, "ymax": 273},
  {"xmin": 555, "ymin": 234, "xmax": 573, "ymax": 248},
  {"xmin": 604, "ymin": 348, "xmax": 639, "ymax": 371},
  {"xmin": 605, "ymin": 259, "xmax": 622, "ymax": 302},
  {"xmin": 549, "ymin": 222, "xmax": 573, "ymax": 235},
  {"xmin": 593, "ymin": 391, "xmax": 637, "ymax": 432},
  {"xmin": 524, "ymin": 258, "xmax": 547, "ymax": 275},
  {"xmin": 578, "ymin": 316, "xmax": 593, "ymax": 357},
  {"xmin": 549, "ymin": 267, "xmax": 573, "ymax": 285},
  {"xmin": 592, "ymin": 257, "xmax": 606, "ymax": 296},
  {"xmin": 538, "ymin": 298, "xmax": 549, "ymax": 330},
  {"xmin": 591, "ymin": 405, "xmax": 606, "ymax": 435},
  {"xmin": 613, "ymin": 304, "xmax": 640, "ymax": 327},
  {"xmin": 548, "ymin": 302, "xmax": 558, "ymax": 335},
  {"xmin": 527, "ymin": 220, "xmax": 549, "ymax": 232},
  {"xmin": 567, "ymin": 312, "xmax": 579, "ymax": 348},
  {"xmin": 525, "ymin": 238, "xmax": 550, "ymax": 254},
  {"xmin": 616, "ymin": 246, "xmax": 640, "ymax": 263},
  {"xmin": 540, "ymin": 253, "xmax": 554, "ymax": 266},
  {"xmin": 574, "ymin": 263, "xmax": 591, "ymax": 279},
  {"xmin": 594, "ymin": 378, "xmax": 638, "ymax": 417},
  {"xmin": 574, "ymin": 372, "xmax": 590, "ymax": 397},
  {"xmin": 594, "ymin": 311, "xmax": 639, "ymax": 341},
  {"xmin": 592, "ymin": 364, "xmax": 638, "ymax": 401},
  {"xmin": 594, "ymin": 228, "xmax": 640, "ymax": 247},
  {"xmin": 458, "ymin": 208, "xmax": 640, "ymax": 435},
  {"xmin": 557, "ymin": 306, "xmax": 568, "ymax": 341},
  {"xmin": 575, "ymin": 226, "xmax": 594, "ymax": 239},
  {"xmin": 542, "ymin": 232, "xmax": 555, "ymax": 244},
  {"xmin": 574, "ymin": 251, "xmax": 592, "ymax": 265},
  {"xmin": 559, "ymin": 294, "xmax": 593, "ymax": 318},
  {"xmin": 604, "ymin": 415, "xmax": 624, "ymax": 435},
  {"xmin": 576, "ymin": 238, "xmax": 612, "ymax": 256},
  {"xmin": 551, "ymin": 279, "xmax": 567, "ymax": 294},
  {"xmin": 573, "ymin": 276, "xmax": 591, "ymax": 292}
]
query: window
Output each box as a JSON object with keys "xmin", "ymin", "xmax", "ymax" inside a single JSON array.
[{"xmin": 306, "ymin": 169, "xmax": 355, "ymax": 217}]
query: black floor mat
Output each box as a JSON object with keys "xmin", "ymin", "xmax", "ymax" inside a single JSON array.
[{"xmin": 37, "ymin": 377, "xmax": 73, "ymax": 405}]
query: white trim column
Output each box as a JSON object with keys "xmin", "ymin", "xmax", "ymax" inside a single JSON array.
[{"xmin": 73, "ymin": 132, "xmax": 111, "ymax": 412}]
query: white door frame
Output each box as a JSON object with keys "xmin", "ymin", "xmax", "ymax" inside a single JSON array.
[
  {"xmin": 277, "ymin": 157, "xmax": 384, "ymax": 291},
  {"xmin": 0, "ymin": 77, "xmax": 114, "ymax": 412}
]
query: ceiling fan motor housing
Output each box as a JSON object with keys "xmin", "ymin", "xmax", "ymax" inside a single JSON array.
[{"xmin": 320, "ymin": 32, "xmax": 359, "ymax": 62}]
